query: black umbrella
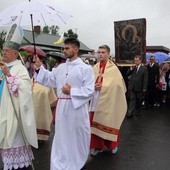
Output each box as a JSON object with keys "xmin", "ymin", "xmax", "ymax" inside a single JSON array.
[
  {"xmin": 80, "ymin": 54, "xmax": 98, "ymax": 59},
  {"xmin": 46, "ymin": 52, "xmax": 66, "ymax": 69},
  {"xmin": 46, "ymin": 51, "xmax": 66, "ymax": 60}
]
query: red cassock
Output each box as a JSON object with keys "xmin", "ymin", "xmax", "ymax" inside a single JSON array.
[{"xmin": 90, "ymin": 112, "xmax": 119, "ymax": 150}]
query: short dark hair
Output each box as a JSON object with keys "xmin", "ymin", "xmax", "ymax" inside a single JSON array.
[
  {"xmin": 150, "ymin": 55, "xmax": 155, "ymax": 59},
  {"xmin": 64, "ymin": 38, "xmax": 80, "ymax": 49},
  {"xmin": 99, "ymin": 45, "xmax": 110, "ymax": 53},
  {"xmin": 134, "ymin": 55, "xmax": 142, "ymax": 61}
]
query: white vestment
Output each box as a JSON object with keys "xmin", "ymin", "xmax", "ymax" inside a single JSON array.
[
  {"xmin": 0, "ymin": 60, "xmax": 38, "ymax": 149},
  {"xmin": 0, "ymin": 60, "xmax": 38, "ymax": 169},
  {"xmin": 35, "ymin": 58, "xmax": 95, "ymax": 170}
]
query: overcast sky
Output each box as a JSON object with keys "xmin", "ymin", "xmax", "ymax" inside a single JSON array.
[{"xmin": 1, "ymin": 0, "xmax": 170, "ymax": 53}]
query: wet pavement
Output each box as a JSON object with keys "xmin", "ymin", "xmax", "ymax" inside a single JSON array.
[{"xmin": 1, "ymin": 100, "xmax": 170, "ymax": 170}]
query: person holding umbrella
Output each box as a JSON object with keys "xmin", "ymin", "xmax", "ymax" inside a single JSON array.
[
  {"xmin": 33, "ymin": 38, "xmax": 95, "ymax": 170},
  {"xmin": 0, "ymin": 24, "xmax": 38, "ymax": 169}
]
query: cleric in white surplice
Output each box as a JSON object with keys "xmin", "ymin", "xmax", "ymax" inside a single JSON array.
[
  {"xmin": 34, "ymin": 38, "xmax": 95, "ymax": 170},
  {"xmin": 0, "ymin": 24, "xmax": 38, "ymax": 170}
]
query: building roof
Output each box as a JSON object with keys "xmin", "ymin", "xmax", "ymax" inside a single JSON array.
[
  {"xmin": 22, "ymin": 30, "xmax": 92, "ymax": 53},
  {"xmin": 146, "ymin": 46, "xmax": 170, "ymax": 54}
]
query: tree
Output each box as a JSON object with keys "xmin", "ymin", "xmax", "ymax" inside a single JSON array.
[
  {"xmin": 50, "ymin": 25, "xmax": 59, "ymax": 35},
  {"xmin": 42, "ymin": 25, "xmax": 59, "ymax": 35},
  {"xmin": 42, "ymin": 26, "xmax": 50, "ymax": 34},
  {"xmin": 64, "ymin": 29, "xmax": 78, "ymax": 39}
]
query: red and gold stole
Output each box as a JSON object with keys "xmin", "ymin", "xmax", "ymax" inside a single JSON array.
[{"xmin": 95, "ymin": 63, "xmax": 106, "ymax": 85}]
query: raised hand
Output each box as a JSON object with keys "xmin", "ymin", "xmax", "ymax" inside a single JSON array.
[
  {"xmin": 0, "ymin": 61, "xmax": 10, "ymax": 76},
  {"xmin": 95, "ymin": 82, "xmax": 102, "ymax": 91}
]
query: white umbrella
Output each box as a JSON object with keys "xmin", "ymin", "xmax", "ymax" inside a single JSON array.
[
  {"xmin": 0, "ymin": 2, "xmax": 72, "ymax": 170},
  {"xmin": 0, "ymin": 1, "xmax": 72, "ymax": 26},
  {"xmin": 0, "ymin": 0, "xmax": 72, "ymax": 55}
]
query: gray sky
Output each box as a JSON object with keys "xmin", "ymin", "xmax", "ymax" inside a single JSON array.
[{"xmin": 1, "ymin": 0, "xmax": 170, "ymax": 53}]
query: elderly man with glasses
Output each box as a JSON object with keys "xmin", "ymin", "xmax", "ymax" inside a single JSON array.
[{"xmin": 0, "ymin": 24, "xmax": 38, "ymax": 170}]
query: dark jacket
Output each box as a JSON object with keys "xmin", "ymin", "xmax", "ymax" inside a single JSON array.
[
  {"xmin": 127, "ymin": 65, "xmax": 148, "ymax": 91},
  {"xmin": 147, "ymin": 63, "xmax": 159, "ymax": 87}
]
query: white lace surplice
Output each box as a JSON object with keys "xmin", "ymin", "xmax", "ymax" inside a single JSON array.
[
  {"xmin": 0, "ymin": 127, "xmax": 34, "ymax": 170},
  {"xmin": 1, "ymin": 145, "xmax": 33, "ymax": 170}
]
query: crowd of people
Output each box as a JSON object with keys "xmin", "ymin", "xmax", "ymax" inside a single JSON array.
[
  {"xmin": 124, "ymin": 55, "xmax": 170, "ymax": 118},
  {"xmin": 146, "ymin": 56, "xmax": 170, "ymax": 107},
  {"xmin": 0, "ymin": 23, "xmax": 170, "ymax": 170}
]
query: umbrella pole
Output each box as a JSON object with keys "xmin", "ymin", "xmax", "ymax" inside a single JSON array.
[{"xmin": 30, "ymin": 14, "xmax": 36, "ymax": 56}]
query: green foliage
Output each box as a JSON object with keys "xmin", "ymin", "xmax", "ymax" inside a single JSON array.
[
  {"xmin": 51, "ymin": 25, "xmax": 60, "ymax": 35},
  {"xmin": 64, "ymin": 29, "xmax": 78, "ymax": 39},
  {"xmin": 47, "ymin": 57, "xmax": 56, "ymax": 70},
  {"xmin": 42, "ymin": 26, "xmax": 50, "ymax": 34},
  {"xmin": 42, "ymin": 26, "xmax": 78, "ymax": 39},
  {"xmin": 19, "ymin": 51, "xmax": 29, "ymax": 57},
  {"xmin": 18, "ymin": 51, "xmax": 30, "ymax": 62},
  {"xmin": 42, "ymin": 25, "xmax": 60, "ymax": 35}
]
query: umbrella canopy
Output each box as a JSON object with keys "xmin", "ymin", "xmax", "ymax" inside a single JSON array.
[
  {"xmin": 80, "ymin": 54, "xmax": 98, "ymax": 59},
  {"xmin": 146, "ymin": 52, "xmax": 170, "ymax": 63},
  {"xmin": 20, "ymin": 45, "xmax": 46, "ymax": 58},
  {"xmin": 0, "ymin": 1, "xmax": 72, "ymax": 26},
  {"xmin": 46, "ymin": 51, "xmax": 66, "ymax": 60},
  {"xmin": 0, "ymin": 1, "xmax": 72, "ymax": 56}
]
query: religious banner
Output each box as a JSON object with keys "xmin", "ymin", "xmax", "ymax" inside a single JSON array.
[{"xmin": 114, "ymin": 18, "xmax": 146, "ymax": 65}]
